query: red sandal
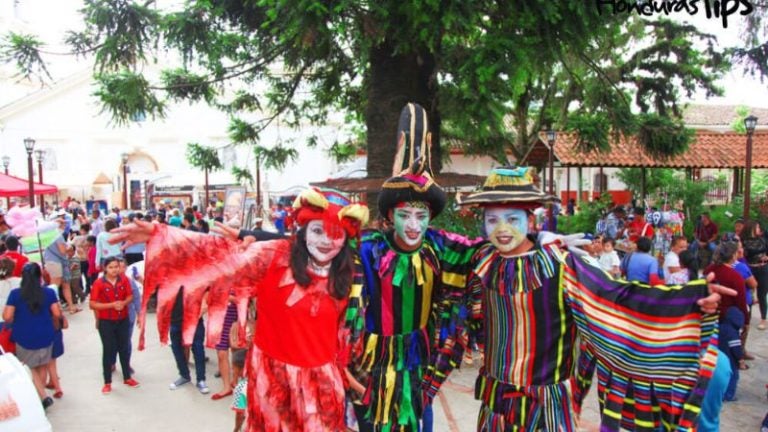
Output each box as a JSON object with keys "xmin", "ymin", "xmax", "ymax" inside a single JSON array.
[{"xmin": 211, "ymin": 390, "xmax": 233, "ymax": 400}]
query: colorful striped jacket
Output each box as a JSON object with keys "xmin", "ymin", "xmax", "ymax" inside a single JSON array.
[
  {"xmin": 428, "ymin": 242, "xmax": 718, "ymax": 432},
  {"xmin": 344, "ymin": 228, "xmax": 484, "ymax": 431}
]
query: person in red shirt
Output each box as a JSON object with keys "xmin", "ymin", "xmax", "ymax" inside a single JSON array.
[
  {"xmin": 109, "ymin": 188, "xmax": 368, "ymax": 431},
  {"xmin": 694, "ymin": 212, "xmax": 719, "ymax": 253},
  {"xmin": 626, "ymin": 207, "xmax": 654, "ymax": 244},
  {"xmin": 89, "ymin": 256, "xmax": 139, "ymax": 394},
  {"xmin": 1, "ymin": 235, "xmax": 28, "ymax": 278},
  {"xmin": 704, "ymin": 242, "xmax": 748, "ymax": 322}
]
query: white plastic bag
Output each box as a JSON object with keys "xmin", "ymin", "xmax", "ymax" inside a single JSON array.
[{"xmin": 0, "ymin": 349, "xmax": 52, "ymax": 432}]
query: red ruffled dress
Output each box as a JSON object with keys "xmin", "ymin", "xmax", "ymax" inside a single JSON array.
[{"xmin": 139, "ymin": 225, "xmax": 349, "ymax": 431}]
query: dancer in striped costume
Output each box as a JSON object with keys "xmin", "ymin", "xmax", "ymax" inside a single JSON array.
[
  {"xmin": 344, "ymin": 103, "xmax": 484, "ymax": 431},
  {"xmin": 425, "ymin": 166, "xmax": 732, "ymax": 432}
]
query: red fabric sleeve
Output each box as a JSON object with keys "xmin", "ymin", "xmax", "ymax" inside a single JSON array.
[{"xmin": 140, "ymin": 224, "xmax": 284, "ymax": 350}]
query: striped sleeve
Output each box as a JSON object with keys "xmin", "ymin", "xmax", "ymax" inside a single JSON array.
[
  {"xmin": 422, "ymin": 247, "xmax": 485, "ymax": 403},
  {"xmin": 562, "ymin": 249, "xmax": 718, "ymax": 432}
]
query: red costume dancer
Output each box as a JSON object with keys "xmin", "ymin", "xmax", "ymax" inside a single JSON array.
[{"xmin": 112, "ymin": 188, "xmax": 368, "ymax": 432}]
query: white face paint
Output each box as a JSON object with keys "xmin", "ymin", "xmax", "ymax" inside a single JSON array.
[
  {"xmin": 392, "ymin": 206, "xmax": 430, "ymax": 248},
  {"xmin": 305, "ymin": 220, "xmax": 345, "ymax": 266},
  {"xmin": 484, "ymin": 207, "xmax": 529, "ymax": 256}
]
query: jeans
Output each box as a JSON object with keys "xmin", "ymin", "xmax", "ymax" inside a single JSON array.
[
  {"xmin": 752, "ymin": 264, "xmax": 768, "ymax": 320},
  {"xmin": 690, "ymin": 240, "xmax": 717, "ymax": 253},
  {"xmin": 125, "ymin": 253, "xmax": 143, "ymax": 266},
  {"xmin": 170, "ymin": 318, "xmax": 206, "ymax": 383},
  {"xmin": 724, "ymin": 356, "xmax": 739, "ymax": 401},
  {"xmin": 98, "ymin": 318, "xmax": 132, "ymax": 384},
  {"xmin": 699, "ymin": 349, "xmax": 731, "ymax": 431}
]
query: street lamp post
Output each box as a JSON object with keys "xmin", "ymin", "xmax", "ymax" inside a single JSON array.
[
  {"xmin": 546, "ymin": 129, "xmax": 557, "ymax": 230},
  {"xmin": 35, "ymin": 149, "xmax": 44, "ymax": 211},
  {"xmin": 24, "ymin": 138, "xmax": 35, "ymax": 208},
  {"xmin": 121, "ymin": 153, "xmax": 129, "ymax": 210},
  {"xmin": 2, "ymin": 156, "xmax": 9, "ymax": 210},
  {"xmin": 744, "ymin": 115, "xmax": 758, "ymax": 220}
]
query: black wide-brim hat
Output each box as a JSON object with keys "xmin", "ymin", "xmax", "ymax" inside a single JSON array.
[
  {"xmin": 459, "ymin": 166, "xmax": 557, "ymax": 206},
  {"xmin": 378, "ymin": 172, "xmax": 447, "ymax": 220}
]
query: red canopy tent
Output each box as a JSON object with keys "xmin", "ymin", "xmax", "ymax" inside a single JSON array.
[{"xmin": 0, "ymin": 173, "xmax": 58, "ymax": 197}]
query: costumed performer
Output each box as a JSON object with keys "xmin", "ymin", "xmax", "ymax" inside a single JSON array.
[
  {"xmin": 343, "ymin": 102, "xmax": 486, "ymax": 431},
  {"xmin": 425, "ymin": 166, "xmax": 734, "ymax": 432},
  {"xmin": 110, "ymin": 188, "xmax": 368, "ymax": 432}
]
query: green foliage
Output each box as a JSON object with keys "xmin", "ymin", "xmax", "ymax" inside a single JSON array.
[
  {"xmin": 253, "ymin": 146, "xmax": 298, "ymax": 171},
  {"xmin": 326, "ymin": 141, "xmax": 359, "ymax": 164},
  {"xmin": 0, "ymin": 32, "xmax": 50, "ymax": 81},
  {"xmin": 94, "ymin": 71, "xmax": 165, "ymax": 125},
  {"xmin": 430, "ymin": 200, "xmax": 482, "ymax": 239},
  {"xmin": 0, "ymin": 1, "xmax": 730, "ymax": 169},
  {"xmin": 558, "ymin": 193, "xmax": 613, "ymax": 235},
  {"xmin": 635, "ymin": 114, "xmax": 693, "ymax": 159},
  {"xmin": 160, "ymin": 69, "xmax": 217, "ymax": 103},
  {"xmin": 730, "ymin": 106, "xmax": 750, "ymax": 134},
  {"xmin": 231, "ymin": 166, "xmax": 254, "ymax": 187},
  {"xmin": 185, "ymin": 142, "xmax": 223, "ymax": 172}
]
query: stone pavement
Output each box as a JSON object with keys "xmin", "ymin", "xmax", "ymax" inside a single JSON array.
[{"xmin": 43, "ymin": 309, "xmax": 768, "ymax": 431}]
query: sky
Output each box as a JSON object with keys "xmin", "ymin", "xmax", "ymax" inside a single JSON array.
[{"xmin": 9, "ymin": 0, "xmax": 768, "ymax": 108}]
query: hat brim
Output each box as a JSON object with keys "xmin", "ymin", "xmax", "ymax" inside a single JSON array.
[
  {"xmin": 459, "ymin": 190, "xmax": 558, "ymax": 207},
  {"xmin": 378, "ymin": 180, "xmax": 447, "ymax": 220}
]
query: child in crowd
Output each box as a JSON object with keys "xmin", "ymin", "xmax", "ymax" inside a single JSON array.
[
  {"xmin": 719, "ymin": 306, "xmax": 744, "ymax": 402},
  {"xmin": 68, "ymin": 254, "xmax": 85, "ymax": 304},
  {"xmin": 667, "ymin": 250, "xmax": 698, "ymax": 284},
  {"xmin": 598, "ymin": 237, "xmax": 621, "ymax": 278},
  {"xmin": 229, "ymin": 302, "xmax": 255, "ymax": 432},
  {"xmin": 85, "ymin": 235, "xmax": 99, "ymax": 285},
  {"xmin": 230, "ymin": 349, "xmax": 247, "ymax": 432}
]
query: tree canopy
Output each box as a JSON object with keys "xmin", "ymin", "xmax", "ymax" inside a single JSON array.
[{"xmin": 1, "ymin": 0, "xmax": 749, "ymax": 182}]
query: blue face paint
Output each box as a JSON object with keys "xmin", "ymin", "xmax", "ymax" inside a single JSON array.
[{"xmin": 483, "ymin": 207, "xmax": 529, "ymax": 255}]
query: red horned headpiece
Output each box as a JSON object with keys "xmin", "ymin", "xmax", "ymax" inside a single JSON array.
[{"xmin": 293, "ymin": 188, "xmax": 369, "ymax": 240}]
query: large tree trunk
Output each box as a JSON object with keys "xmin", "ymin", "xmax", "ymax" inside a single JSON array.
[{"xmin": 365, "ymin": 40, "xmax": 439, "ymax": 217}]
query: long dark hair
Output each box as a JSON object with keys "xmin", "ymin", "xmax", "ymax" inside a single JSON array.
[
  {"xmin": 19, "ymin": 263, "xmax": 44, "ymax": 314},
  {"xmin": 290, "ymin": 227, "xmax": 355, "ymax": 300},
  {"xmin": 741, "ymin": 219, "xmax": 762, "ymax": 241}
]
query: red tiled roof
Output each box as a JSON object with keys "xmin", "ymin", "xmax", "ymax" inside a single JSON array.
[{"xmin": 522, "ymin": 130, "xmax": 768, "ymax": 169}]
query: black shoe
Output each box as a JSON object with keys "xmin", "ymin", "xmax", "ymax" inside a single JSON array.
[{"xmin": 42, "ymin": 397, "xmax": 54, "ymax": 410}]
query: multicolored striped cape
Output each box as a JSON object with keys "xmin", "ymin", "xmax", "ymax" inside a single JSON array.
[
  {"xmin": 345, "ymin": 228, "xmax": 484, "ymax": 432},
  {"xmin": 430, "ymin": 243, "xmax": 718, "ymax": 432}
]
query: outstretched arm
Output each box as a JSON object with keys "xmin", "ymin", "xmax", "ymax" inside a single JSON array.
[
  {"xmin": 562, "ymin": 248, "xmax": 728, "ymax": 431},
  {"xmin": 111, "ymin": 221, "xmax": 279, "ymax": 349}
]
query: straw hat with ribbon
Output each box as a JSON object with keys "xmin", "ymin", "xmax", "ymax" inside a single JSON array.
[{"xmin": 459, "ymin": 166, "xmax": 557, "ymax": 209}]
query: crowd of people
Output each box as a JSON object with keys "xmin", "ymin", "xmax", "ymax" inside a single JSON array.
[{"xmin": 0, "ymin": 103, "xmax": 756, "ymax": 432}]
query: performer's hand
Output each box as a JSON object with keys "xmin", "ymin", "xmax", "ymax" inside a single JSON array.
[
  {"xmin": 538, "ymin": 232, "xmax": 591, "ymax": 257},
  {"xmin": 698, "ymin": 272, "xmax": 737, "ymax": 314},
  {"xmin": 110, "ymin": 220, "xmax": 155, "ymax": 248},
  {"xmin": 211, "ymin": 221, "xmax": 239, "ymax": 241}
]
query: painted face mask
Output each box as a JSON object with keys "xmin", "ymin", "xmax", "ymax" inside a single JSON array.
[
  {"xmin": 483, "ymin": 207, "xmax": 529, "ymax": 255},
  {"xmin": 392, "ymin": 203, "xmax": 430, "ymax": 248},
  {"xmin": 305, "ymin": 220, "xmax": 346, "ymax": 265}
]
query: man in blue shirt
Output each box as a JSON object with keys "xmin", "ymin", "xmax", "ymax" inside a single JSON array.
[
  {"xmin": 624, "ymin": 237, "xmax": 664, "ymax": 285},
  {"xmin": 272, "ymin": 203, "xmax": 287, "ymax": 235}
]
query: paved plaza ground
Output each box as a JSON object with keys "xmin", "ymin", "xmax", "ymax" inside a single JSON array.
[{"xmin": 40, "ymin": 307, "xmax": 768, "ymax": 431}]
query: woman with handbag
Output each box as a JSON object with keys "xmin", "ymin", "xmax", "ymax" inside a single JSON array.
[{"xmin": 2, "ymin": 263, "xmax": 62, "ymax": 410}]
